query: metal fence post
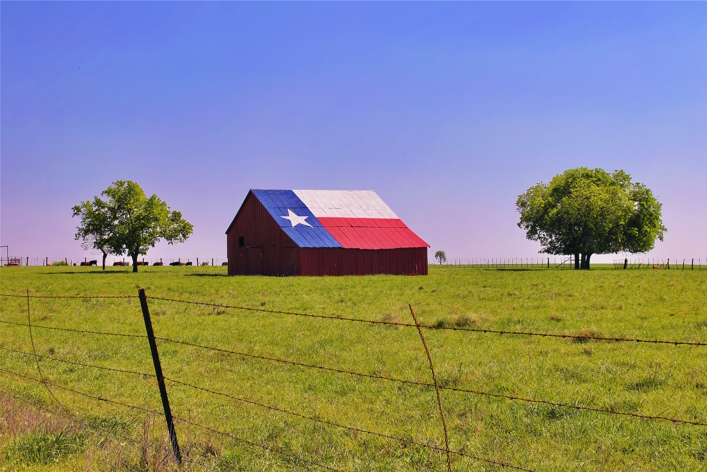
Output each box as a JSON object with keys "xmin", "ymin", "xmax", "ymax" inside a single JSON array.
[{"xmin": 138, "ymin": 289, "xmax": 182, "ymax": 465}]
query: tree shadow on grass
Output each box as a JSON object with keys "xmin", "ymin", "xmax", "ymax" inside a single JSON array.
[
  {"xmin": 185, "ymin": 273, "xmax": 229, "ymax": 277},
  {"xmin": 42, "ymin": 270, "xmax": 133, "ymax": 275}
]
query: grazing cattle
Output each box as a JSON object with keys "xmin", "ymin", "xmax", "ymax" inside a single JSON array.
[
  {"xmin": 222, "ymin": 262, "xmax": 228, "ymax": 266},
  {"xmin": 153, "ymin": 261, "xmax": 163, "ymax": 266},
  {"xmin": 136, "ymin": 261, "xmax": 149, "ymax": 266},
  {"xmin": 80, "ymin": 261, "xmax": 90, "ymax": 266},
  {"xmin": 169, "ymin": 261, "xmax": 182, "ymax": 266},
  {"xmin": 185, "ymin": 261, "xmax": 193, "ymax": 266},
  {"xmin": 89, "ymin": 260, "xmax": 97, "ymax": 266}
]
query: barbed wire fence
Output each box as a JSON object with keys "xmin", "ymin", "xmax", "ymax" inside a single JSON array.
[{"xmin": 2, "ymin": 290, "xmax": 707, "ymax": 470}]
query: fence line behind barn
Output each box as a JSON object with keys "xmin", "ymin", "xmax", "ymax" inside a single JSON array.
[
  {"xmin": 2, "ymin": 256, "xmax": 706, "ymax": 269},
  {"xmin": 2, "ymin": 290, "xmax": 707, "ymax": 470},
  {"xmin": 0, "ymin": 257, "xmax": 228, "ymax": 267},
  {"xmin": 431, "ymin": 256, "xmax": 707, "ymax": 270}
]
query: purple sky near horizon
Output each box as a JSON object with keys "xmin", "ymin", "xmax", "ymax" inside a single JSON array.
[{"xmin": 2, "ymin": 2, "xmax": 706, "ymax": 264}]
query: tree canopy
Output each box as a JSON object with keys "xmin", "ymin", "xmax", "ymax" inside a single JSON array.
[
  {"xmin": 73, "ymin": 180, "xmax": 193, "ymax": 272},
  {"xmin": 516, "ymin": 168, "xmax": 665, "ymax": 269},
  {"xmin": 434, "ymin": 250, "xmax": 447, "ymax": 264},
  {"xmin": 72, "ymin": 197, "xmax": 114, "ymax": 270}
]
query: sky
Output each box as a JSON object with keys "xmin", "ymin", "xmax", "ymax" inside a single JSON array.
[{"xmin": 2, "ymin": 2, "xmax": 706, "ymax": 265}]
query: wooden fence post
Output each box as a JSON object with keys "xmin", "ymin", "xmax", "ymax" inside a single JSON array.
[{"xmin": 138, "ymin": 289, "xmax": 182, "ymax": 465}]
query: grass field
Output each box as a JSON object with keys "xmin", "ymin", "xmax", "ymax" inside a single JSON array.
[{"xmin": 1, "ymin": 265, "xmax": 706, "ymax": 471}]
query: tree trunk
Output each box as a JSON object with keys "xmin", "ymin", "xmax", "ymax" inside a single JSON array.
[
  {"xmin": 581, "ymin": 253, "xmax": 590, "ymax": 269},
  {"xmin": 131, "ymin": 253, "xmax": 139, "ymax": 273},
  {"xmin": 102, "ymin": 251, "xmax": 107, "ymax": 271},
  {"xmin": 574, "ymin": 253, "xmax": 580, "ymax": 270}
]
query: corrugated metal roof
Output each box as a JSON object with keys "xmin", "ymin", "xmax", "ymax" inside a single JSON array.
[
  {"xmin": 245, "ymin": 189, "xmax": 428, "ymax": 250},
  {"xmin": 250, "ymin": 190, "xmax": 342, "ymax": 248},
  {"xmin": 293, "ymin": 190, "xmax": 399, "ymax": 219}
]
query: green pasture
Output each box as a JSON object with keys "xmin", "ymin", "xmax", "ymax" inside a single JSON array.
[{"xmin": 0, "ymin": 265, "xmax": 706, "ymax": 471}]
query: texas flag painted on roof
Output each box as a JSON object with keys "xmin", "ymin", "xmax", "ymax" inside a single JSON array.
[{"xmin": 251, "ymin": 190, "xmax": 429, "ymax": 250}]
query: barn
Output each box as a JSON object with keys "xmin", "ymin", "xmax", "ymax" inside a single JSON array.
[{"xmin": 226, "ymin": 189, "xmax": 429, "ymax": 276}]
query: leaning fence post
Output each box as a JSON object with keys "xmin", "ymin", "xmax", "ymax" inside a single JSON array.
[
  {"xmin": 138, "ymin": 289, "xmax": 182, "ymax": 465},
  {"xmin": 408, "ymin": 305, "xmax": 451, "ymax": 472}
]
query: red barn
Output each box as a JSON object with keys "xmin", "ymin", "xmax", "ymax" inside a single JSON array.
[{"xmin": 226, "ymin": 190, "xmax": 428, "ymax": 276}]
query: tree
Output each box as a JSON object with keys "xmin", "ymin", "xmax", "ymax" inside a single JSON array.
[
  {"xmin": 72, "ymin": 197, "xmax": 114, "ymax": 270},
  {"xmin": 74, "ymin": 181, "xmax": 193, "ymax": 272},
  {"xmin": 434, "ymin": 250, "xmax": 447, "ymax": 264},
  {"xmin": 516, "ymin": 168, "xmax": 665, "ymax": 270}
]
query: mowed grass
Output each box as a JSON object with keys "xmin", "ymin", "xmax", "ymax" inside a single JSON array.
[{"xmin": 1, "ymin": 265, "xmax": 706, "ymax": 471}]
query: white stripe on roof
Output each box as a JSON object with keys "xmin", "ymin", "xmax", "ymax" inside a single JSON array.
[{"xmin": 293, "ymin": 190, "xmax": 399, "ymax": 219}]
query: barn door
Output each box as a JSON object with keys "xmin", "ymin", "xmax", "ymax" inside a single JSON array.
[
  {"xmin": 247, "ymin": 246, "xmax": 262, "ymax": 275},
  {"xmin": 282, "ymin": 247, "xmax": 296, "ymax": 276}
]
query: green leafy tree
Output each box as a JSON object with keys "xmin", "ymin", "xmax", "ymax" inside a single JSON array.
[
  {"xmin": 434, "ymin": 250, "xmax": 447, "ymax": 264},
  {"xmin": 516, "ymin": 168, "xmax": 665, "ymax": 270},
  {"xmin": 74, "ymin": 181, "xmax": 193, "ymax": 273},
  {"xmin": 72, "ymin": 197, "xmax": 114, "ymax": 270}
]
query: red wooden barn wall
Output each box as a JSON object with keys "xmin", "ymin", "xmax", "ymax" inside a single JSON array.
[
  {"xmin": 299, "ymin": 248, "xmax": 427, "ymax": 276},
  {"xmin": 226, "ymin": 191, "xmax": 428, "ymax": 276},
  {"xmin": 226, "ymin": 192, "xmax": 299, "ymax": 276}
]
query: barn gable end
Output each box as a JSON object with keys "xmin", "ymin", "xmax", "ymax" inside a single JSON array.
[{"xmin": 226, "ymin": 191, "xmax": 300, "ymax": 276}]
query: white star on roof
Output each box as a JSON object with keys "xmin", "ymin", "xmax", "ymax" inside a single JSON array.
[{"xmin": 281, "ymin": 209, "xmax": 312, "ymax": 228}]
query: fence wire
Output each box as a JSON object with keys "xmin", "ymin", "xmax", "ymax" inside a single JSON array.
[
  {"xmin": 0, "ymin": 346, "xmax": 155, "ymax": 378},
  {"xmin": 0, "ymin": 386, "xmax": 143, "ymax": 448},
  {"xmin": 153, "ymin": 334, "xmax": 707, "ymax": 427},
  {"xmin": 0, "ymin": 319, "xmax": 147, "ymax": 339},
  {"xmin": 0, "ymin": 367, "xmax": 158, "ymax": 416},
  {"xmin": 3, "ymin": 288, "xmax": 707, "ymax": 472},
  {"xmin": 0, "ymin": 367, "xmax": 335, "ymax": 471},
  {"xmin": 165, "ymin": 376, "xmax": 531, "ymax": 470},
  {"xmin": 0, "ymin": 293, "xmax": 132, "ymax": 299},
  {"xmin": 146, "ymin": 294, "xmax": 707, "ymax": 346}
]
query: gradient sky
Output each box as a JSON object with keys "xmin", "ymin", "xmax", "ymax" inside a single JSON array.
[{"xmin": 2, "ymin": 2, "xmax": 706, "ymax": 264}]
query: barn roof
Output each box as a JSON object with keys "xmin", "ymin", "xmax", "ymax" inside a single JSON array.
[{"xmin": 228, "ymin": 189, "xmax": 429, "ymax": 250}]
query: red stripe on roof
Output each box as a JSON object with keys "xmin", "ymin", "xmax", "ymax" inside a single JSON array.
[{"xmin": 318, "ymin": 217, "xmax": 428, "ymax": 249}]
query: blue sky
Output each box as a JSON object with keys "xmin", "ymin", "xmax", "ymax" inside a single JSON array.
[{"xmin": 2, "ymin": 2, "xmax": 706, "ymax": 264}]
